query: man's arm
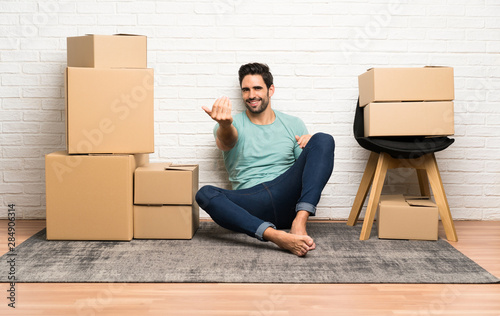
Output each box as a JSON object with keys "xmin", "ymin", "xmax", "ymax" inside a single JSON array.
[{"xmin": 202, "ymin": 96, "xmax": 238, "ymax": 151}]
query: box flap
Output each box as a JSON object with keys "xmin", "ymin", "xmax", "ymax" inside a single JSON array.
[
  {"xmin": 379, "ymin": 194, "xmax": 406, "ymax": 205},
  {"xmin": 114, "ymin": 33, "xmax": 145, "ymax": 37},
  {"xmin": 366, "ymin": 66, "xmax": 452, "ymax": 70},
  {"xmin": 424, "ymin": 65, "xmax": 452, "ymax": 68},
  {"xmin": 136, "ymin": 162, "xmax": 172, "ymax": 172},
  {"xmin": 83, "ymin": 34, "xmax": 145, "ymax": 37},
  {"xmin": 165, "ymin": 164, "xmax": 198, "ymax": 171},
  {"xmin": 405, "ymin": 195, "xmax": 431, "ymax": 200},
  {"xmin": 405, "ymin": 196, "xmax": 436, "ymax": 207},
  {"xmin": 135, "ymin": 163, "xmax": 198, "ymax": 173}
]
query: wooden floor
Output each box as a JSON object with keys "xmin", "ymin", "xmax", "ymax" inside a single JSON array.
[{"xmin": 0, "ymin": 220, "xmax": 499, "ymax": 315}]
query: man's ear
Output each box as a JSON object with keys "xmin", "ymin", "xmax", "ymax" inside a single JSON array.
[{"xmin": 268, "ymin": 84, "xmax": 275, "ymax": 97}]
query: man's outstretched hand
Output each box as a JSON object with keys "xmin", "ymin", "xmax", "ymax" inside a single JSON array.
[
  {"xmin": 202, "ymin": 96, "xmax": 233, "ymax": 128},
  {"xmin": 295, "ymin": 134, "xmax": 312, "ymax": 149},
  {"xmin": 203, "ymin": 96, "xmax": 238, "ymax": 151}
]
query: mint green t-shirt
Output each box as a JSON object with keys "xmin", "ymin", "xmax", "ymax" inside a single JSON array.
[{"xmin": 214, "ymin": 110, "xmax": 308, "ymax": 190}]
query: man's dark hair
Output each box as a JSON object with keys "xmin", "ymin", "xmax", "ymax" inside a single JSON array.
[{"xmin": 238, "ymin": 63, "xmax": 274, "ymax": 89}]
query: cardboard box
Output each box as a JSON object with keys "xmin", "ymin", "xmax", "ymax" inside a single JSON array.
[
  {"xmin": 358, "ymin": 67, "xmax": 454, "ymax": 107},
  {"xmin": 377, "ymin": 195, "xmax": 438, "ymax": 241},
  {"xmin": 67, "ymin": 34, "xmax": 147, "ymax": 68},
  {"xmin": 65, "ymin": 67, "xmax": 154, "ymax": 154},
  {"xmin": 45, "ymin": 151, "xmax": 149, "ymax": 240},
  {"xmin": 134, "ymin": 204, "xmax": 199, "ymax": 239},
  {"xmin": 363, "ymin": 101, "xmax": 454, "ymax": 137},
  {"xmin": 134, "ymin": 163, "xmax": 199, "ymax": 205}
]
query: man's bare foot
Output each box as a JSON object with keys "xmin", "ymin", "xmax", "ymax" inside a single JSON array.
[
  {"xmin": 290, "ymin": 211, "xmax": 316, "ymax": 250},
  {"xmin": 263, "ymin": 228, "xmax": 314, "ymax": 257}
]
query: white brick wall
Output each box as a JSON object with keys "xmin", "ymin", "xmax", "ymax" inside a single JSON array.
[{"xmin": 1, "ymin": 0, "xmax": 499, "ymax": 220}]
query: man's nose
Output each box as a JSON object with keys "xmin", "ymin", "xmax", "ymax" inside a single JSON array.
[{"xmin": 249, "ymin": 89, "xmax": 256, "ymax": 99}]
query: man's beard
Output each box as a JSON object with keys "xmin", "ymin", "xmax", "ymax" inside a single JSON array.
[{"xmin": 245, "ymin": 96, "xmax": 270, "ymax": 114}]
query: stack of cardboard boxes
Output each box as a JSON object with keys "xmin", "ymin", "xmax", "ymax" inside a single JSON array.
[
  {"xmin": 45, "ymin": 34, "xmax": 199, "ymax": 241},
  {"xmin": 358, "ymin": 67, "xmax": 455, "ymax": 138},
  {"xmin": 358, "ymin": 66, "xmax": 455, "ymax": 240},
  {"xmin": 134, "ymin": 163, "xmax": 199, "ymax": 239}
]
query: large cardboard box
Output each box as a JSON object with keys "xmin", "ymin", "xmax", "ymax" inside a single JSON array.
[
  {"xmin": 363, "ymin": 101, "xmax": 454, "ymax": 137},
  {"xmin": 45, "ymin": 151, "xmax": 149, "ymax": 240},
  {"xmin": 67, "ymin": 34, "xmax": 147, "ymax": 68},
  {"xmin": 65, "ymin": 67, "xmax": 154, "ymax": 154},
  {"xmin": 358, "ymin": 67, "xmax": 454, "ymax": 107},
  {"xmin": 134, "ymin": 163, "xmax": 199, "ymax": 205},
  {"xmin": 377, "ymin": 195, "xmax": 439, "ymax": 241},
  {"xmin": 134, "ymin": 204, "xmax": 199, "ymax": 239}
]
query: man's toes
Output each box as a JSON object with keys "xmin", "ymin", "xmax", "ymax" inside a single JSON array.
[
  {"xmin": 309, "ymin": 240, "xmax": 316, "ymax": 250},
  {"xmin": 296, "ymin": 248, "xmax": 308, "ymax": 257}
]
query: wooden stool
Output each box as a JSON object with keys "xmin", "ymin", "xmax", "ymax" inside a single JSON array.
[{"xmin": 346, "ymin": 151, "xmax": 458, "ymax": 241}]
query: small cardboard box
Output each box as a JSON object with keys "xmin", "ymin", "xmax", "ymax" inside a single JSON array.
[
  {"xmin": 134, "ymin": 163, "xmax": 199, "ymax": 205},
  {"xmin": 358, "ymin": 67, "xmax": 454, "ymax": 107},
  {"xmin": 67, "ymin": 34, "xmax": 147, "ymax": 68},
  {"xmin": 363, "ymin": 101, "xmax": 454, "ymax": 137},
  {"xmin": 45, "ymin": 151, "xmax": 149, "ymax": 240},
  {"xmin": 134, "ymin": 204, "xmax": 199, "ymax": 239},
  {"xmin": 65, "ymin": 67, "xmax": 154, "ymax": 154},
  {"xmin": 377, "ymin": 195, "xmax": 439, "ymax": 241}
]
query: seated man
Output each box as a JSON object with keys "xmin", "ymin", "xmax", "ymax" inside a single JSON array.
[{"xmin": 196, "ymin": 63, "xmax": 334, "ymax": 256}]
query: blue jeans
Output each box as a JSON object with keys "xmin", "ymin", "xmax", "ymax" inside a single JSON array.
[{"xmin": 195, "ymin": 133, "xmax": 335, "ymax": 241}]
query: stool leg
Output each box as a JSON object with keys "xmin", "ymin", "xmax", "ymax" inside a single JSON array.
[
  {"xmin": 347, "ymin": 152, "xmax": 379, "ymax": 226},
  {"xmin": 359, "ymin": 152, "xmax": 390, "ymax": 240},
  {"xmin": 416, "ymin": 169, "xmax": 431, "ymax": 196},
  {"xmin": 424, "ymin": 154, "xmax": 458, "ymax": 242}
]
